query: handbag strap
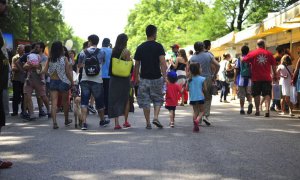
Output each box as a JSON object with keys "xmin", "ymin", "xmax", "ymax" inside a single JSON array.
[
  {"xmin": 119, "ymin": 49, "xmax": 126, "ymax": 60},
  {"xmin": 284, "ymin": 64, "xmax": 292, "ymax": 78}
]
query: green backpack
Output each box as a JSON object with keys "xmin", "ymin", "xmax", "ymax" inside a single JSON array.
[{"xmin": 240, "ymin": 58, "xmax": 251, "ymax": 78}]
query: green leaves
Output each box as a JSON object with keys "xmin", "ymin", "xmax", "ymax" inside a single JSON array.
[
  {"xmin": 124, "ymin": 0, "xmax": 228, "ymax": 52},
  {"xmin": 0, "ymin": 0, "xmax": 83, "ymax": 52}
]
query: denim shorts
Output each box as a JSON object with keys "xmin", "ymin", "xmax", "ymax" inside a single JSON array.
[
  {"xmin": 190, "ymin": 100, "xmax": 205, "ymax": 105},
  {"xmin": 49, "ymin": 79, "xmax": 70, "ymax": 92},
  {"xmin": 80, "ymin": 81, "xmax": 104, "ymax": 110}
]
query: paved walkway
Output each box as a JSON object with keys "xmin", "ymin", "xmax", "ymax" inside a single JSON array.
[{"xmin": 1, "ymin": 97, "xmax": 300, "ymax": 180}]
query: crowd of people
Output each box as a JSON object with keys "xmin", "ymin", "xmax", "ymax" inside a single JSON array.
[
  {"xmin": 1, "ymin": 1, "xmax": 300, "ymax": 169},
  {"xmin": 1, "ymin": 25, "xmax": 300, "ymax": 133}
]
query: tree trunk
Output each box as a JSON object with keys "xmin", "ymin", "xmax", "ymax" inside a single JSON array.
[{"xmin": 237, "ymin": 0, "xmax": 250, "ymax": 31}]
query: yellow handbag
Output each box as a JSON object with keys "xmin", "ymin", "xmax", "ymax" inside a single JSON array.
[{"xmin": 112, "ymin": 49, "xmax": 133, "ymax": 77}]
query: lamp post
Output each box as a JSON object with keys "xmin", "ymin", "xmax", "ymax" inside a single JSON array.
[{"xmin": 28, "ymin": 0, "xmax": 32, "ymax": 41}]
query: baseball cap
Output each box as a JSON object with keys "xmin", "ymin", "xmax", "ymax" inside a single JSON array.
[
  {"xmin": 167, "ymin": 71, "xmax": 177, "ymax": 79},
  {"xmin": 170, "ymin": 44, "xmax": 180, "ymax": 49}
]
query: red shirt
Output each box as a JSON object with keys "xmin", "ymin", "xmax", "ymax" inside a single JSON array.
[
  {"xmin": 165, "ymin": 83, "xmax": 181, "ymax": 106},
  {"xmin": 243, "ymin": 48, "xmax": 276, "ymax": 82}
]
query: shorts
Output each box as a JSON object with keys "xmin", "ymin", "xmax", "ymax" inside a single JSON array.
[
  {"xmin": 190, "ymin": 100, "xmax": 205, "ymax": 105},
  {"xmin": 80, "ymin": 81, "xmax": 104, "ymax": 110},
  {"xmin": 137, "ymin": 78, "xmax": 164, "ymax": 108},
  {"xmin": 23, "ymin": 79, "xmax": 46, "ymax": 97},
  {"xmin": 238, "ymin": 86, "xmax": 251, "ymax": 100},
  {"xmin": 165, "ymin": 106, "xmax": 176, "ymax": 111},
  {"xmin": 252, "ymin": 81, "xmax": 272, "ymax": 97},
  {"xmin": 49, "ymin": 79, "xmax": 70, "ymax": 92}
]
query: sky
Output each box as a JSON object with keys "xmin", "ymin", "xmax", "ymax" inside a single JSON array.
[{"xmin": 61, "ymin": 0, "xmax": 140, "ymax": 46}]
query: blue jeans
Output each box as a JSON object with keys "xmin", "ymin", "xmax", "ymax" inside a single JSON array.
[
  {"xmin": 80, "ymin": 81, "xmax": 104, "ymax": 110},
  {"xmin": 220, "ymin": 81, "xmax": 229, "ymax": 101}
]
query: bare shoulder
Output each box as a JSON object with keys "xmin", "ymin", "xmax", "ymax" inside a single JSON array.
[{"xmin": 124, "ymin": 48, "xmax": 131, "ymax": 55}]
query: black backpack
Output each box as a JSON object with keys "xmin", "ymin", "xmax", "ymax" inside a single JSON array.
[{"xmin": 84, "ymin": 48, "xmax": 100, "ymax": 76}]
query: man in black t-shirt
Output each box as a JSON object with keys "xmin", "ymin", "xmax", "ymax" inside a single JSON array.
[{"xmin": 134, "ymin": 25, "xmax": 167, "ymax": 129}]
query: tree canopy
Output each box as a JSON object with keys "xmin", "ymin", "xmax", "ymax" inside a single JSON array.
[
  {"xmin": 0, "ymin": 0, "xmax": 83, "ymax": 52},
  {"xmin": 125, "ymin": 0, "xmax": 298, "ymax": 51},
  {"xmin": 125, "ymin": 0, "xmax": 224, "ymax": 52}
]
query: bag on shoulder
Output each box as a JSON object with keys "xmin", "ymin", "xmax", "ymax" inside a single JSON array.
[
  {"xmin": 112, "ymin": 49, "xmax": 133, "ymax": 77},
  {"xmin": 225, "ymin": 69, "xmax": 234, "ymax": 79},
  {"xmin": 84, "ymin": 49, "xmax": 100, "ymax": 76},
  {"xmin": 240, "ymin": 58, "xmax": 251, "ymax": 77}
]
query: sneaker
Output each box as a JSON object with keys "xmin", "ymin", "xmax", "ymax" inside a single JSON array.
[
  {"xmin": 193, "ymin": 120, "xmax": 200, "ymax": 132},
  {"xmin": 278, "ymin": 112, "xmax": 285, "ymax": 115},
  {"xmin": 99, "ymin": 119, "xmax": 110, "ymax": 127},
  {"xmin": 24, "ymin": 116, "xmax": 36, "ymax": 122},
  {"xmin": 114, "ymin": 125, "xmax": 122, "ymax": 130},
  {"xmin": 39, "ymin": 110, "xmax": 47, "ymax": 117},
  {"xmin": 65, "ymin": 119, "xmax": 72, "ymax": 126},
  {"xmin": 88, "ymin": 105, "xmax": 96, "ymax": 114},
  {"xmin": 202, "ymin": 116, "xmax": 211, "ymax": 126},
  {"xmin": 240, "ymin": 110, "xmax": 245, "ymax": 115},
  {"xmin": 20, "ymin": 112, "xmax": 30, "ymax": 120},
  {"xmin": 0, "ymin": 160, "xmax": 13, "ymax": 169},
  {"xmin": 11, "ymin": 113, "xmax": 18, "ymax": 116},
  {"xmin": 247, "ymin": 104, "xmax": 253, "ymax": 114},
  {"xmin": 264, "ymin": 113, "xmax": 270, "ymax": 117},
  {"xmin": 170, "ymin": 122, "xmax": 174, "ymax": 128},
  {"xmin": 53, "ymin": 123, "xmax": 59, "ymax": 129},
  {"xmin": 123, "ymin": 121, "xmax": 131, "ymax": 128},
  {"xmin": 152, "ymin": 119, "xmax": 163, "ymax": 128},
  {"xmin": 81, "ymin": 123, "xmax": 87, "ymax": 130},
  {"xmin": 289, "ymin": 113, "xmax": 295, "ymax": 117},
  {"xmin": 145, "ymin": 124, "xmax": 152, "ymax": 129}
]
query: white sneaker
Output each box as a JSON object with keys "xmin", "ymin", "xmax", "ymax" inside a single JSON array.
[{"xmin": 278, "ymin": 112, "xmax": 285, "ymax": 115}]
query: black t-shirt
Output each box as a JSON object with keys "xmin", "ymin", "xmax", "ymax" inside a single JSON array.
[{"xmin": 134, "ymin": 41, "xmax": 165, "ymax": 79}]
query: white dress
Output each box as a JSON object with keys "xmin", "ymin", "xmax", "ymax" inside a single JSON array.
[{"xmin": 277, "ymin": 64, "xmax": 292, "ymax": 96}]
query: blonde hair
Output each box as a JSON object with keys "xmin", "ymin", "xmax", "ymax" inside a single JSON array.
[{"xmin": 281, "ymin": 54, "xmax": 292, "ymax": 65}]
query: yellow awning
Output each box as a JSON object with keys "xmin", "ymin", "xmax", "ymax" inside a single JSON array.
[
  {"xmin": 235, "ymin": 24, "xmax": 262, "ymax": 44},
  {"xmin": 211, "ymin": 32, "xmax": 235, "ymax": 50},
  {"xmin": 262, "ymin": 2, "xmax": 300, "ymax": 34}
]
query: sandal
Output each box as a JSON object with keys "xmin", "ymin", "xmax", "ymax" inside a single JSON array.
[
  {"xmin": 65, "ymin": 119, "xmax": 72, "ymax": 126},
  {"xmin": 145, "ymin": 124, "xmax": 152, "ymax": 129},
  {"xmin": 53, "ymin": 123, "xmax": 59, "ymax": 129},
  {"xmin": 152, "ymin": 119, "xmax": 163, "ymax": 128}
]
